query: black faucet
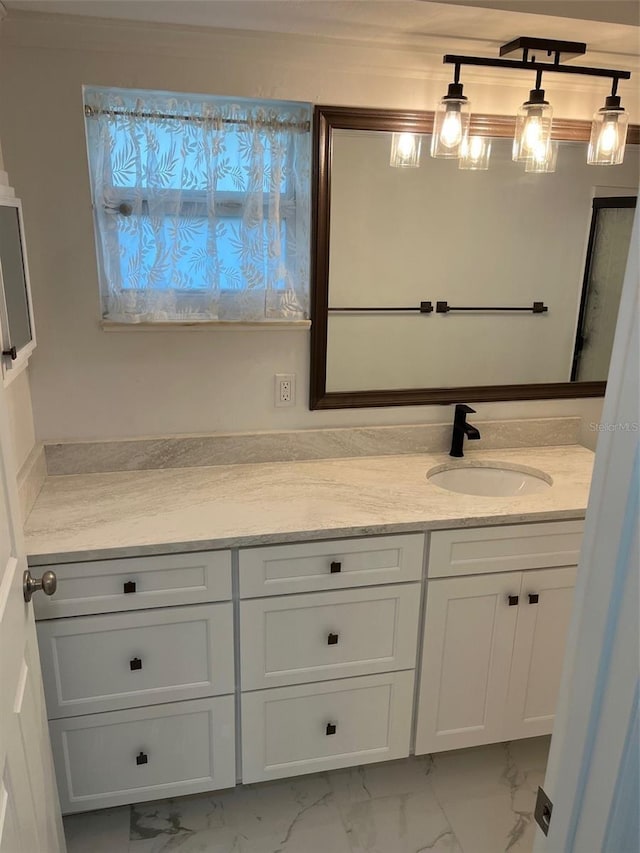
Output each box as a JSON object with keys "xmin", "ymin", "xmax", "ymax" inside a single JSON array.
[{"xmin": 450, "ymin": 404, "xmax": 481, "ymax": 457}]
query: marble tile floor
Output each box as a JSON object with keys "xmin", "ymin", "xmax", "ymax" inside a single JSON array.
[{"xmin": 64, "ymin": 737, "xmax": 550, "ymax": 853}]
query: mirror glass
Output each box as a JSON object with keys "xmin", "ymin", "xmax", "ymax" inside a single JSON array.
[
  {"xmin": 0, "ymin": 204, "xmax": 32, "ymax": 352},
  {"xmin": 324, "ymin": 128, "xmax": 637, "ymax": 395}
]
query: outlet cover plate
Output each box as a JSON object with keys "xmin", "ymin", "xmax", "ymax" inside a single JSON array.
[{"xmin": 275, "ymin": 373, "xmax": 296, "ymax": 407}]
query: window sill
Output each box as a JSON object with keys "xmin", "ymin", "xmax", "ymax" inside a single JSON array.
[{"xmin": 101, "ymin": 320, "xmax": 311, "ymax": 332}]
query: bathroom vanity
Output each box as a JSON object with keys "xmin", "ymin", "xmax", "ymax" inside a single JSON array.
[{"xmin": 25, "ymin": 443, "xmax": 592, "ymax": 814}]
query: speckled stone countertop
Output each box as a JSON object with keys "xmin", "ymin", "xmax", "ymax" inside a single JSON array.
[{"xmin": 25, "ymin": 444, "xmax": 594, "ymax": 565}]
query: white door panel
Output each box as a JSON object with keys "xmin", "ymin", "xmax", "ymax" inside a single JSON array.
[
  {"xmin": 415, "ymin": 572, "xmax": 519, "ymax": 754},
  {"xmin": 0, "ymin": 369, "xmax": 65, "ymax": 852},
  {"xmin": 505, "ymin": 566, "xmax": 577, "ymax": 740}
]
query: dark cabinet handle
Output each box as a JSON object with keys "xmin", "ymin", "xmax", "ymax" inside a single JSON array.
[
  {"xmin": 327, "ymin": 632, "xmax": 339, "ymax": 645},
  {"xmin": 123, "ymin": 581, "xmax": 136, "ymax": 594},
  {"xmin": 330, "ymin": 561, "xmax": 342, "ymax": 574},
  {"xmin": 136, "ymin": 751, "xmax": 148, "ymax": 765},
  {"xmin": 2, "ymin": 346, "xmax": 17, "ymax": 361},
  {"xmin": 528, "ymin": 593, "xmax": 540, "ymax": 604},
  {"xmin": 130, "ymin": 657, "xmax": 142, "ymax": 671},
  {"xmin": 508, "ymin": 595, "xmax": 519, "ymax": 606},
  {"xmin": 326, "ymin": 722, "xmax": 337, "ymax": 736}
]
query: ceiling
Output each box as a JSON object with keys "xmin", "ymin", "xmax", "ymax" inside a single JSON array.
[
  {"xmin": 429, "ymin": 1, "xmax": 639, "ymax": 27},
  {"xmin": 3, "ymin": 1, "xmax": 639, "ymax": 59}
]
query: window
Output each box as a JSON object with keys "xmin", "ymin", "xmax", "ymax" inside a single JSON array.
[{"xmin": 84, "ymin": 87, "xmax": 311, "ymax": 323}]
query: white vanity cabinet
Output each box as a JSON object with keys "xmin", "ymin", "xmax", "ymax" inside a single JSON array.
[
  {"xmin": 34, "ymin": 550, "xmax": 237, "ymax": 813},
  {"xmin": 32, "ymin": 520, "xmax": 582, "ymax": 812},
  {"xmin": 238, "ymin": 534, "xmax": 425, "ymax": 783},
  {"xmin": 415, "ymin": 521, "xmax": 583, "ymax": 755}
]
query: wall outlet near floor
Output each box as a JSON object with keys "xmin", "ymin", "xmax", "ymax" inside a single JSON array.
[{"xmin": 275, "ymin": 373, "xmax": 296, "ymax": 407}]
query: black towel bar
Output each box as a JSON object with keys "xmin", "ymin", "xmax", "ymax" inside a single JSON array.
[{"xmin": 436, "ymin": 301, "xmax": 548, "ymax": 314}]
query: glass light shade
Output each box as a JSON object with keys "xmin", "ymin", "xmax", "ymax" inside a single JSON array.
[
  {"xmin": 431, "ymin": 84, "xmax": 470, "ymax": 158},
  {"xmin": 513, "ymin": 92, "xmax": 553, "ymax": 163},
  {"xmin": 459, "ymin": 135, "xmax": 491, "ymax": 170},
  {"xmin": 525, "ymin": 139, "xmax": 559, "ymax": 173},
  {"xmin": 390, "ymin": 132, "xmax": 421, "ymax": 168},
  {"xmin": 588, "ymin": 100, "xmax": 628, "ymax": 165}
]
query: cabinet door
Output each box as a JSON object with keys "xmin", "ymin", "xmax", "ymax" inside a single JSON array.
[
  {"xmin": 504, "ymin": 566, "xmax": 577, "ymax": 740},
  {"xmin": 415, "ymin": 572, "xmax": 520, "ymax": 755}
]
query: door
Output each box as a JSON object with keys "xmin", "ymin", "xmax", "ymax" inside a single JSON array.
[
  {"xmin": 533, "ymin": 212, "xmax": 639, "ymax": 850},
  {"xmin": 505, "ymin": 566, "xmax": 577, "ymax": 740},
  {"xmin": 414, "ymin": 572, "xmax": 519, "ymax": 754},
  {"xmin": 0, "ymin": 379, "xmax": 65, "ymax": 850}
]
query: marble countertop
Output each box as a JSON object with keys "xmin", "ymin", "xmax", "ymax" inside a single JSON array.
[{"xmin": 25, "ymin": 445, "xmax": 594, "ymax": 564}]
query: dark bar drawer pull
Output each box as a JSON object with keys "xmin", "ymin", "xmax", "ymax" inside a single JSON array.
[
  {"xmin": 327, "ymin": 632, "xmax": 339, "ymax": 645},
  {"xmin": 136, "ymin": 751, "xmax": 148, "ymax": 766},
  {"xmin": 2, "ymin": 346, "xmax": 17, "ymax": 361},
  {"xmin": 130, "ymin": 657, "xmax": 142, "ymax": 671},
  {"xmin": 508, "ymin": 595, "xmax": 519, "ymax": 606},
  {"xmin": 330, "ymin": 561, "xmax": 342, "ymax": 574},
  {"xmin": 326, "ymin": 722, "xmax": 337, "ymax": 736},
  {"xmin": 123, "ymin": 581, "xmax": 136, "ymax": 594},
  {"xmin": 528, "ymin": 593, "xmax": 540, "ymax": 604}
]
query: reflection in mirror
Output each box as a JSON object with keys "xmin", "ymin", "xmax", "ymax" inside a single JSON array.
[
  {"xmin": 0, "ymin": 203, "xmax": 32, "ymax": 353},
  {"xmin": 324, "ymin": 129, "xmax": 638, "ymax": 395},
  {"xmin": 572, "ymin": 197, "xmax": 636, "ymax": 382}
]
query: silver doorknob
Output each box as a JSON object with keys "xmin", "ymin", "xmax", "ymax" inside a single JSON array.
[{"xmin": 23, "ymin": 569, "xmax": 57, "ymax": 603}]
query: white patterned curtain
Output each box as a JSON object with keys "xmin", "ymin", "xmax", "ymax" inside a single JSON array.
[{"xmin": 84, "ymin": 87, "xmax": 311, "ymax": 323}]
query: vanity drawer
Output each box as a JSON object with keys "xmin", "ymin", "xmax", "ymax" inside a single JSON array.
[
  {"xmin": 38, "ymin": 603, "xmax": 234, "ymax": 718},
  {"xmin": 239, "ymin": 533, "xmax": 424, "ymax": 597},
  {"xmin": 50, "ymin": 696, "xmax": 236, "ymax": 813},
  {"xmin": 241, "ymin": 671, "xmax": 414, "ymax": 783},
  {"xmin": 33, "ymin": 550, "xmax": 232, "ymax": 619},
  {"xmin": 240, "ymin": 584, "xmax": 420, "ymax": 690},
  {"xmin": 428, "ymin": 520, "xmax": 584, "ymax": 579}
]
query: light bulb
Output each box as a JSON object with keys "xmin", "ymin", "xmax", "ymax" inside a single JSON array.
[
  {"xmin": 471, "ymin": 137, "xmax": 484, "ymax": 160},
  {"xmin": 390, "ymin": 132, "xmax": 421, "ymax": 168},
  {"xmin": 441, "ymin": 110, "xmax": 462, "ymax": 148},
  {"xmin": 598, "ymin": 119, "xmax": 618, "ymax": 154},
  {"xmin": 459, "ymin": 135, "xmax": 491, "ymax": 170},
  {"xmin": 525, "ymin": 139, "xmax": 558, "ymax": 173},
  {"xmin": 532, "ymin": 139, "xmax": 547, "ymax": 165},
  {"xmin": 397, "ymin": 133, "xmax": 416, "ymax": 159},
  {"xmin": 523, "ymin": 115, "xmax": 542, "ymax": 152}
]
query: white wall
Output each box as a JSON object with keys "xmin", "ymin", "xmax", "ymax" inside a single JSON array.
[
  {"xmin": 5, "ymin": 370, "xmax": 36, "ymax": 471},
  {"xmin": 0, "ymin": 12, "xmax": 631, "ymax": 442}
]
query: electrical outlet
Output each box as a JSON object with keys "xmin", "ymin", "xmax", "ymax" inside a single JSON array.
[{"xmin": 275, "ymin": 373, "xmax": 296, "ymax": 407}]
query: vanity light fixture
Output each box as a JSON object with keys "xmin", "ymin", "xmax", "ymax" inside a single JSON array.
[
  {"xmin": 588, "ymin": 82, "xmax": 629, "ymax": 166},
  {"xmin": 513, "ymin": 72, "xmax": 553, "ymax": 163},
  {"xmin": 439, "ymin": 37, "xmax": 632, "ymax": 168},
  {"xmin": 390, "ymin": 132, "xmax": 422, "ymax": 167},
  {"xmin": 431, "ymin": 67, "xmax": 470, "ymax": 158},
  {"xmin": 459, "ymin": 135, "xmax": 491, "ymax": 170}
]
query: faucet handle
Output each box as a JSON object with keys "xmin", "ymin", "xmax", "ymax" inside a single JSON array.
[{"xmin": 456, "ymin": 404, "xmax": 476, "ymax": 414}]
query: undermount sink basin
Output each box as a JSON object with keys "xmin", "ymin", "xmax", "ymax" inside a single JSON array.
[{"xmin": 427, "ymin": 462, "xmax": 552, "ymax": 497}]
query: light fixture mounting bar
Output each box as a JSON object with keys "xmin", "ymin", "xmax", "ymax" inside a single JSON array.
[
  {"xmin": 499, "ymin": 37, "xmax": 586, "ymax": 64},
  {"xmin": 443, "ymin": 54, "xmax": 631, "ymax": 84}
]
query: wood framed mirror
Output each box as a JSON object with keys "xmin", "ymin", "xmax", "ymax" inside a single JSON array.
[{"xmin": 310, "ymin": 106, "xmax": 638, "ymax": 410}]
